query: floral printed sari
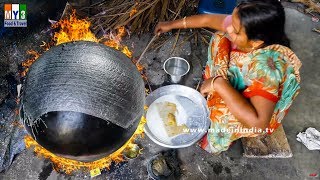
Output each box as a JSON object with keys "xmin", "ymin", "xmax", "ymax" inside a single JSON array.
[{"xmin": 200, "ymin": 32, "xmax": 302, "ymax": 154}]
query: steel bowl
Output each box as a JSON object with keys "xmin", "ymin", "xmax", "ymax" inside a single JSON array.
[
  {"xmin": 163, "ymin": 57, "xmax": 190, "ymax": 84},
  {"xmin": 144, "ymin": 85, "xmax": 210, "ymax": 148}
]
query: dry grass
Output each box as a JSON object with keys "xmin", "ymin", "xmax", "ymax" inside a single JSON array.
[
  {"xmin": 74, "ymin": 0, "xmax": 213, "ymax": 54},
  {"xmin": 77, "ymin": 0, "xmax": 198, "ymax": 35}
]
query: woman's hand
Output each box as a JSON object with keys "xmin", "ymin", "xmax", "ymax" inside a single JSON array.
[
  {"xmin": 154, "ymin": 21, "xmax": 173, "ymax": 35},
  {"xmin": 200, "ymin": 78, "xmax": 214, "ymax": 97},
  {"xmin": 154, "ymin": 14, "xmax": 228, "ymax": 36}
]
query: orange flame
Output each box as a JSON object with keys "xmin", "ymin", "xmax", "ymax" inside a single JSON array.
[
  {"xmin": 25, "ymin": 117, "xmax": 146, "ymax": 174},
  {"xmin": 103, "ymin": 26, "xmax": 132, "ymax": 58},
  {"xmin": 52, "ymin": 11, "xmax": 98, "ymax": 45},
  {"xmin": 132, "ymin": 58, "xmax": 147, "ymax": 80},
  {"xmin": 21, "ymin": 50, "xmax": 41, "ymax": 77},
  {"xmin": 130, "ymin": 8, "xmax": 138, "ymax": 18},
  {"xmin": 39, "ymin": 41, "xmax": 52, "ymax": 51}
]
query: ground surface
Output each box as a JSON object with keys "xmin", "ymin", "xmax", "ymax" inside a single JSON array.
[{"xmin": 0, "ymin": 5, "xmax": 319, "ymax": 180}]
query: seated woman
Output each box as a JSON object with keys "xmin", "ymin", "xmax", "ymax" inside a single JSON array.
[{"xmin": 154, "ymin": 0, "xmax": 301, "ymax": 154}]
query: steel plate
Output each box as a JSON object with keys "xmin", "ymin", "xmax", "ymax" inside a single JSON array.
[{"xmin": 145, "ymin": 85, "xmax": 210, "ymax": 148}]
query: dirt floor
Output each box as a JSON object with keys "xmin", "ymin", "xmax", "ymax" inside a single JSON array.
[{"xmin": 0, "ymin": 4, "xmax": 319, "ymax": 180}]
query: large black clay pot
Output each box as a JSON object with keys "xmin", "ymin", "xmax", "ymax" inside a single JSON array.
[{"xmin": 21, "ymin": 41, "xmax": 145, "ymax": 162}]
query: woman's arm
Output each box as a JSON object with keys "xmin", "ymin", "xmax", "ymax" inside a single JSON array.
[
  {"xmin": 154, "ymin": 14, "xmax": 227, "ymax": 35},
  {"xmin": 202, "ymin": 77, "xmax": 276, "ymax": 130}
]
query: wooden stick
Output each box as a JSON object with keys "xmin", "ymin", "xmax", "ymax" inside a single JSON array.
[
  {"xmin": 200, "ymin": 28, "xmax": 215, "ymax": 35},
  {"xmin": 170, "ymin": 29, "xmax": 180, "ymax": 55},
  {"xmin": 312, "ymin": 28, "xmax": 320, "ymax": 34},
  {"xmin": 136, "ymin": 34, "xmax": 158, "ymax": 65},
  {"xmin": 195, "ymin": 79, "xmax": 202, "ymax": 91}
]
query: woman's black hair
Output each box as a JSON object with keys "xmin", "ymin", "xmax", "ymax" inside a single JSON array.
[{"xmin": 236, "ymin": 0, "xmax": 290, "ymax": 47}]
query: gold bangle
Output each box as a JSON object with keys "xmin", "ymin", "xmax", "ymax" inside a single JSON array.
[
  {"xmin": 211, "ymin": 75, "xmax": 222, "ymax": 90},
  {"xmin": 183, "ymin": 16, "xmax": 187, "ymax": 29}
]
